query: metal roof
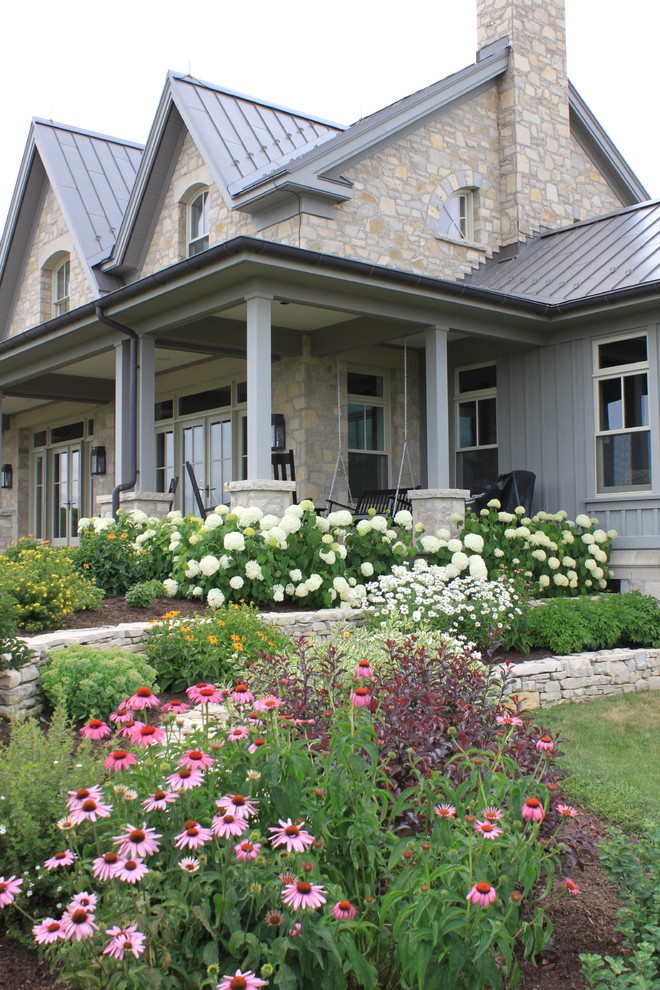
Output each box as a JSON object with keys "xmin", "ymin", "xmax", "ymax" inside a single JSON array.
[
  {"xmin": 464, "ymin": 200, "xmax": 660, "ymax": 303},
  {"xmin": 168, "ymin": 73, "xmax": 342, "ymax": 195},
  {"xmin": 33, "ymin": 120, "xmax": 143, "ymax": 266}
]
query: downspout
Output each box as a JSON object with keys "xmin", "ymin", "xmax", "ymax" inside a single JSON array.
[{"xmin": 94, "ymin": 305, "xmax": 138, "ymax": 521}]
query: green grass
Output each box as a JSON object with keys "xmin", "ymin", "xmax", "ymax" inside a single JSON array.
[{"xmin": 540, "ymin": 691, "xmax": 660, "ymax": 830}]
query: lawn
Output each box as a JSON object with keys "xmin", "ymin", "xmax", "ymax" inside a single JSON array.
[{"xmin": 540, "ymin": 691, "xmax": 660, "ymax": 830}]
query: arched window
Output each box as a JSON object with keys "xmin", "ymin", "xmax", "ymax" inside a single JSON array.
[
  {"xmin": 53, "ymin": 257, "xmax": 70, "ymax": 316},
  {"xmin": 438, "ymin": 190, "xmax": 474, "ymax": 241},
  {"xmin": 188, "ymin": 190, "xmax": 210, "ymax": 256}
]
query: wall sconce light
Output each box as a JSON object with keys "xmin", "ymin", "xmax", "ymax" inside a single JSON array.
[
  {"xmin": 0, "ymin": 464, "xmax": 12, "ymax": 489},
  {"xmin": 90, "ymin": 446, "xmax": 107, "ymax": 476},
  {"xmin": 271, "ymin": 414, "xmax": 286, "ymax": 451}
]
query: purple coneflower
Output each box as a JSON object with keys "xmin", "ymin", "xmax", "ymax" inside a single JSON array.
[
  {"xmin": 103, "ymin": 924, "xmax": 146, "ymax": 960},
  {"xmin": 63, "ymin": 907, "xmax": 98, "ymax": 941},
  {"xmin": 434, "ymin": 803, "xmax": 457, "ymax": 818},
  {"xmin": 227, "ymin": 725, "xmax": 250, "ymax": 742},
  {"xmin": 33, "ymin": 917, "xmax": 66, "ymax": 944},
  {"xmin": 175, "ymin": 821, "xmax": 213, "ymax": 850},
  {"xmin": 234, "ymin": 840, "xmax": 260, "ymax": 861},
  {"xmin": 161, "ymin": 699, "xmax": 191, "ymax": 713},
  {"xmin": 350, "ymin": 687, "xmax": 371, "ymax": 708},
  {"xmin": 143, "ymin": 789, "xmax": 179, "ymax": 812},
  {"xmin": 178, "ymin": 749, "xmax": 214, "ymax": 771},
  {"xmin": 125, "ymin": 686, "xmax": 160, "ymax": 710},
  {"xmin": 268, "ymin": 818, "xmax": 314, "ymax": 853},
  {"xmin": 556, "ymin": 803, "xmax": 578, "ymax": 818},
  {"xmin": 248, "ymin": 738, "xmax": 267, "ymax": 754},
  {"xmin": 116, "ymin": 719, "xmax": 144, "ymax": 738},
  {"xmin": 44, "ymin": 850, "xmax": 77, "ymax": 870},
  {"xmin": 92, "ymin": 852, "xmax": 120, "ymax": 881},
  {"xmin": 231, "ymin": 684, "xmax": 255, "ymax": 705},
  {"xmin": 281, "ymin": 880, "xmax": 326, "ymax": 911},
  {"xmin": 354, "ymin": 660, "xmax": 373, "ymax": 678},
  {"xmin": 211, "ymin": 813, "xmax": 249, "ymax": 839},
  {"xmin": 536, "ymin": 736, "xmax": 555, "ymax": 752},
  {"xmin": 481, "ymin": 806, "xmax": 504, "ymax": 821},
  {"xmin": 253, "ymin": 695, "xmax": 283, "ymax": 712},
  {"xmin": 216, "ymin": 794, "xmax": 258, "ymax": 819},
  {"xmin": 178, "ymin": 857, "xmax": 200, "ymax": 873},
  {"xmin": 114, "ymin": 823, "xmax": 162, "ymax": 859},
  {"xmin": 114, "ymin": 858, "xmax": 149, "ymax": 884},
  {"xmin": 70, "ymin": 797, "xmax": 113, "ymax": 824},
  {"xmin": 79, "ymin": 718, "xmax": 112, "ymax": 740},
  {"xmin": 109, "ymin": 706, "xmax": 132, "ymax": 723},
  {"xmin": 466, "ymin": 882, "xmax": 497, "ymax": 907},
  {"xmin": 0, "ymin": 876, "xmax": 22, "ymax": 907},
  {"xmin": 66, "ymin": 785, "xmax": 104, "ymax": 811},
  {"xmin": 564, "ymin": 878, "xmax": 580, "ymax": 895},
  {"xmin": 166, "ymin": 768, "xmax": 205, "ymax": 791},
  {"xmin": 67, "ymin": 892, "xmax": 97, "ymax": 913},
  {"xmin": 186, "ymin": 683, "xmax": 224, "ymax": 704},
  {"xmin": 104, "ymin": 750, "xmax": 138, "ymax": 772},
  {"xmin": 522, "ymin": 797, "xmax": 545, "ymax": 822},
  {"xmin": 264, "ymin": 910, "xmax": 284, "ymax": 927},
  {"xmin": 473, "ymin": 820, "xmax": 503, "ymax": 840},
  {"xmin": 496, "ymin": 714, "xmax": 523, "ymax": 727},
  {"xmin": 217, "ymin": 969, "xmax": 268, "ymax": 990},
  {"xmin": 130, "ymin": 724, "xmax": 166, "ymax": 747},
  {"xmin": 332, "ymin": 900, "xmax": 356, "ymax": 920},
  {"xmin": 289, "ymin": 922, "xmax": 302, "ymax": 936}
]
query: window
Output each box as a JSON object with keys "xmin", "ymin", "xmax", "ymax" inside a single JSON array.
[
  {"xmin": 455, "ymin": 363, "xmax": 498, "ymax": 492},
  {"xmin": 594, "ymin": 334, "xmax": 651, "ymax": 492},
  {"xmin": 31, "ymin": 419, "xmax": 87, "ymax": 542},
  {"xmin": 347, "ymin": 371, "xmax": 389, "ymax": 494},
  {"xmin": 53, "ymin": 258, "xmax": 70, "ymax": 316},
  {"xmin": 439, "ymin": 190, "xmax": 473, "ymax": 241},
  {"xmin": 188, "ymin": 190, "xmax": 209, "ymax": 256}
]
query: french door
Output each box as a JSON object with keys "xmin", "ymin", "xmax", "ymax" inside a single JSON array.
[
  {"xmin": 32, "ymin": 443, "xmax": 83, "ymax": 543},
  {"xmin": 181, "ymin": 416, "xmax": 233, "ymax": 514}
]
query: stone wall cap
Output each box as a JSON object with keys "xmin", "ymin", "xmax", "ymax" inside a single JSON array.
[
  {"xmin": 226, "ymin": 480, "xmax": 296, "ymax": 492},
  {"xmin": 408, "ymin": 488, "xmax": 470, "ymax": 498}
]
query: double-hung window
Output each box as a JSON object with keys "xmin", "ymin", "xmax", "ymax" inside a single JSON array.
[
  {"xmin": 595, "ymin": 334, "xmax": 650, "ymax": 492},
  {"xmin": 347, "ymin": 371, "xmax": 389, "ymax": 495},
  {"xmin": 53, "ymin": 258, "xmax": 70, "ymax": 316},
  {"xmin": 455, "ymin": 363, "xmax": 497, "ymax": 492},
  {"xmin": 188, "ymin": 190, "xmax": 209, "ymax": 256},
  {"xmin": 438, "ymin": 190, "xmax": 474, "ymax": 241}
]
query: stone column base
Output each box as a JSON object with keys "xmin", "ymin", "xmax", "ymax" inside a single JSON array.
[
  {"xmin": 226, "ymin": 480, "xmax": 296, "ymax": 518},
  {"xmin": 408, "ymin": 488, "xmax": 469, "ymax": 537},
  {"xmin": 95, "ymin": 492, "xmax": 174, "ymax": 519}
]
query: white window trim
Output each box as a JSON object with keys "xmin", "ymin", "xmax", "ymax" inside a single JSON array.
[
  {"xmin": 53, "ymin": 258, "xmax": 70, "ymax": 316},
  {"xmin": 438, "ymin": 188, "xmax": 475, "ymax": 243},
  {"xmin": 187, "ymin": 189, "xmax": 210, "ymax": 257},
  {"xmin": 454, "ymin": 362, "xmax": 498, "ymax": 489},
  {"xmin": 347, "ymin": 366, "xmax": 391, "ymax": 488}
]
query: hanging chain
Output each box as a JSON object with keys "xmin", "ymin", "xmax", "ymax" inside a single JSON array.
[
  {"xmin": 327, "ymin": 355, "xmax": 352, "ymax": 507},
  {"xmin": 394, "ymin": 341, "xmax": 415, "ymax": 509}
]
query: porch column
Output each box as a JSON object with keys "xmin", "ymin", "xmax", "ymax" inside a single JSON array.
[
  {"xmin": 114, "ymin": 340, "xmax": 131, "ymax": 486},
  {"xmin": 0, "ymin": 393, "xmax": 3, "ymax": 471},
  {"xmin": 137, "ymin": 336, "xmax": 156, "ymax": 491},
  {"xmin": 425, "ymin": 327, "xmax": 450, "ymax": 487},
  {"xmin": 246, "ymin": 292, "xmax": 273, "ymax": 479}
]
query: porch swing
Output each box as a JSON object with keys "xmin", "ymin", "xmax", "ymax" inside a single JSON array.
[{"xmin": 324, "ymin": 345, "xmax": 417, "ymax": 518}]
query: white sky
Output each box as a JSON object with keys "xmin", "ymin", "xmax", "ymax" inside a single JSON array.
[{"xmin": 1, "ymin": 0, "xmax": 658, "ymax": 230}]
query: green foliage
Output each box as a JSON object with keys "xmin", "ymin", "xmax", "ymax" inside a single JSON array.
[
  {"xmin": 125, "ymin": 579, "xmax": 166, "ymax": 607},
  {"xmin": 0, "ymin": 593, "xmax": 33, "ymax": 670},
  {"xmin": 519, "ymin": 593, "xmax": 660, "ymax": 655},
  {"xmin": 0, "ymin": 707, "xmax": 106, "ymax": 929},
  {"xmin": 143, "ymin": 603, "xmax": 291, "ymax": 691},
  {"xmin": 0, "ymin": 542, "xmax": 104, "ymax": 632},
  {"xmin": 75, "ymin": 511, "xmax": 151, "ymax": 596},
  {"xmin": 40, "ymin": 646, "xmax": 158, "ymax": 722}
]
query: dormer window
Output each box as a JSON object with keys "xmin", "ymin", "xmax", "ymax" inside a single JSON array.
[
  {"xmin": 188, "ymin": 190, "xmax": 210, "ymax": 256},
  {"xmin": 53, "ymin": 258, "xmax": 70, "ymax": 316},
  {"xmin": 439, "ymin": 191, "xmax": 474, "ymax": 241}
]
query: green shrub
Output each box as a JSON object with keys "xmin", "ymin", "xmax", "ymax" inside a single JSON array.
[
  {"xmin": 143, "ymin": 603, "xmax": 291, "ymax": 691},
  {"xmin": 75, "ymin": 512, "xmax": 151, "ymax": 596},
  {"xmin": 125, "ymin": 578, "xmax": 166, "ymax": 607},
  {"xmin": 519, "ymin": 593, "xmax": 660, "ymax": 654},
  {"xmin": 40, "ymin": 646, "xmax": 158, "ymax": 721},
  {"xmin": 0, "ymin": 544, "xmax": 104, "ymax": 632},
  {"xmin": 0, "ymin": 707, "xmax": 106, "ymax": 932},
  {"xmin": 0, "ymin": 593, "xmax": 33, "ymax": 670}
]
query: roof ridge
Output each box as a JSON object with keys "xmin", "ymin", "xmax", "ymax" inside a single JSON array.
[
  {"xmin": 538, "ymin": 196, "xmax": 660, "ymax": 240},
  {"xmin": 32, "ymin": 117, "xmax": 144, "ymax": 150}
]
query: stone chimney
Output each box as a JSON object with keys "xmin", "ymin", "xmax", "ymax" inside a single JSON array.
[{"xmin": 477, "ymin": 0, "xmax": 575, "ymax": 243}]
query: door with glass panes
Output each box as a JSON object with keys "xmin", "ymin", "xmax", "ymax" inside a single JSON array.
[
  {"xmin": 49, "ymin": 444, "xmax": 82, "ymax": 542},
  {"xmin": 181, "ymin": 416, "xmax": 233, "ymax": 514}
]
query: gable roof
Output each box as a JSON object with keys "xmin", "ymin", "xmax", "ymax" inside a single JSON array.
[
  {"xmin": 464, "ymin": 198, "xmax": 660, "ymax": 303},
  {"xmin": 0, "ymin": 119, "xmax": 142, "ymax": 334}
]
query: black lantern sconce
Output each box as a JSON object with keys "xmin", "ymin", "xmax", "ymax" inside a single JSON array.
[
  {"xmin": 0, "ymin": 464, "xmax": 12, "ymax": 489},
  {"xmin": 90, "ymin": 446, "xmax": 107, "ymax": 476},
  {"xmin": 271, "ymin": 414, "xmax": 286, "ymax": 452}
]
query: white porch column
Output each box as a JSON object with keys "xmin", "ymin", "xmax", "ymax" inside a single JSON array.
[
  {"xmin": 425, "ymin": 327, "xmax": 450, "ymax": 487},
  {"xmin": 246, "ymin": 292, "xmax": 273, "ymax": 479},
  {"xmin": 114, "ymin": 340, "xmax": 131, "ymax": 486},
  {"xmin": 137, "ymin": 336, "xmax": 156, "ymax": 491}
]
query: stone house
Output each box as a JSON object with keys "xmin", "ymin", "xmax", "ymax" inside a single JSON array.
[{"xmin": 0, "ymin": 0, "xmax": 659, "ymax": 593}]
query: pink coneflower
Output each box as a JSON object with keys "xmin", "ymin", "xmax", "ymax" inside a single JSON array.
[
  {"xmin": 130, "ymin": 724, "xmax": 166, "ymax": 747},
  {"xmin": 186, "ymin": 683, "xmax": 224, "ymax": 705},
  {"xmin": 282, "ymin": 880, "xmax": 326, "ymax": 911},
  {"xmin": 33, "ymin": 917, "xmax": 66, "ymax": 944},
  {"xmin": 231, "ymin": 684, "xmax": 255, "ymax": 705},
  {"xmin": 114, "ymin": 823, "xmax": 162, "ymax": 859},
  {"xmin": 265, "ymin": 910, "xmax": 285, "ymax": 927},
  {"xmin": 104, "ymin": 750, "xmax": 138, "ymax": 772},
  {"xmin": 178, "ymin": 857, "xmax": 200, "ymax": 873},
  {"xmin": 564, "ymin": 878, "xmax": 580, "ymax": 895},
  {"xmin": 216, "ymin": 794, "xmax": 258, "ymax": 819},
  {"xmin": 556, "ymin": 804, "xmax": 578, "ymax": 818},
  {"xmin": 268, "ymin": 819, "xmax": 315, "ymax": 853},
  {"xmin": 92, "ymin": 852, "xmax": 121, "ymax": 881},
  {"xmin": 466, "ymin": 882, "xmax": 497, "ymax": 907},
  {"xmin": 116, "ymin": 719, "xmax": 144, "ymax": 739},
  {"xmin": 354, "ymin": 659, "xmax": 373, "ymax": 678},
  {"xmin": 114, "ymin": 858, "xmax": 149, "ymax": 883},
  {"xmin": 217, "ymin": 969, "xmax": 268, "ymax": 990},
  {"xmin": 63, "ymin": 908, "xmax": 97, "ymax": 941},
  {"xmin": 103, "ymin": 924, "xmax": 146, "ymax": 960},
  {"xmin": 0, "ymin": 876, "xmax": 22, "ymax": 907},
  {"xmin": 248, "ymin": 738, "xmax": 267, "ymax": 754},
  {"xmin": 211, "ymin": 813, "xmax": 249, "ymax": 839},
  {"xmin": 482, "ymin": 806, "xmax": 504, "ymax": 821},
  {"xmin": 234, "ymin": 840, "xmax": 261, "ymax": 861},
  {"xmin": 56, "ymin": 816, "xmax": 76, "ymax": 831},
  {"xmin": 79, "ymin": 718, "xmax": 112, "ymax": 740},
  {"xmin": 66, "ymin": 785, "xmax": 104, "ymax": 811},
  {"xmin": 332, "ymin": 900, "xmax": 356, "ymax": 920},
  {"xmin": 143, "ymin": 789, "xmax": 179, "ymax": 812},
  {"xmin": 161, "ymin": 699, "xmax": 191, "ymax": 714},
  {"xmin": 67, "ymin": 892, "xmax": 97, "ymax": 913},
  {"xmin": 109, "ymin": 706, "xmax": 132, "ymax": 724},
  {"xmin": 166, "ymin": 767, "xmax": 205, "ymax": 791},
  {"xmin": 44, "ymin": 850, "xmax": 77, "ymax": 870},
  {"xmin": 125, "ymin": 686, "xmax": 160, "ymax": 710},
  {"xmin": 289, "ymin": 922, "xmax": 302, "ymax": 936},
  {"xmin": 175, "ymin": 821, "xmax": 213, "ymax": 850},
  {"xmin": 350, "ymin": 687, "xmax": 371, "ymax": 708},
  {"xmin": 278, "ymin": 871, "xmax": 298, "ymax": 885},
  {"xmin": 70, "ymin": 797, "xmax": 113, "ymax": 824},
  {"xmin": 474, "ymin": 821, "xmax": 504, "ymax": 840},
  {"xmin": 253, "ymin": 695, "xmax": 283, "ymax": 712},
  {"xmin": 496, "ymin": 714, "xmax": 523, "ymax": 727},
  {"xmin": 179, "ymin": 749, "xmax": 214, "ymax": 771},
  {"xmin": 536, "ymin": 736, "xmax": 555, "ymax": 752},
  {"xmin": 227, "ymin": 725, "xmax": 250, "ymax": 742},
  {"xmin": 522, "ymin": 797, "xmax": 545, "ymax": 823},
  {"xmin": 434, "ymin": 803, "xmax": 457, "ymax": 818}
]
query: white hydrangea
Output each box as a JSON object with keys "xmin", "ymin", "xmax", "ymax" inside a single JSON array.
[
  {"xmin": 319, "ymin": 549, "xmax": 336, "ymax": 565},
  {"xmin": 593, "ymin": 548, "xmax": 608, "ymax": 564},
  {"xmin": 487, "ymin": 499, "xmax": 501, "ymax": 509},
  {"xmin": 515, "ymin": 527, "xmax": 531, "ymax": 539},
  {"xmin": 279, "ymin": 515, "xmax": 302, "ymax": 534},
  {"xmin": 547, "ymin": 557, "xmax": 560, "ymax": 570},
  {"xmin": 436, "ymin": 528, "xmax": 450, "ymax": 540},
  {"xmin": 360, "ymin": 561, "xmax": 375, "ymax": 577},
  {"xmin": 562, "ymin": 556, "xmax": 576, "ymax": 568},
  {"xmin": 447, "ymin": 539, "xmax": 463, "ymax": 553},
  {"xmin": 514, "ymin": 506, "xmax": 526, "ymax": 515},
  {"xmin": 77, "ymin": 517, "xmax": 92, "ymax": 532},
  {"xmin": 315, "ymin": 516, "xmax": 330, "ymax": 533},
  {"xmin": 584, "ymin": 558, "xmax": 597, "ymax": 571},
  {"xmin": 207, "ymin": 588, "xmax": 225, "ymax": 609},
  {"xmin": 213, "ymin": 503, "xmax": 229, "ymax": 516},
  {"xmin": 567, "ymin": 570, "xmax": 578, "ymax": 582},
  {"xmin": 191, "ymin": 586, "xmax": 203, "ymax": 598},
  {"xmin": 327, "ymin": 511, "xmax": 353, "ymax": 528},
  {"xmin": 592, "ymin": 566, "xmax": 604, "ymax": 580},
  {"xmin": 305, "ymin": 574, "xmax": 323, "ymax": 592},
  {"xmin": 553, "ymin": 573, "xmax": 569, "ymax": 587},
  {"xmin": 539, "ymin": 574, "xmax": 550, "ymax": 588},
  {"xmin": 450, "ymin": 512, "xmax": 463, "ymax": 523},
  {"xmin": 285, "ymin": 583, "xmax": 295, "ymax": 596},
  {"xmin": 299, "ymin": 499, "xmax": 315, "ymax": 511},
  {"xmin": 230, "ymin": 576, "xmax": 244, "ymax": 590},
  {"xmin": 369, "ymin": 515, "xmax": 388, "ymax": 533},
  {"xmin": 167, "ymin": 510, "xmax": 183, "ymax": 522},
  {"xmin": 223, "ymin": 531, "xmax": 245, "ymax": 552},
  {"xmin": 336, "ymin": 544, "xmax": 347, "ymax": 560},
  {"xmin": 289, "ymin": 569, "xmax": 303, "ymax": 582},
  {"xmin": 444, "ymin": 564, "xmax": 460, "ymax": 580},
  {"xmin": 295, "ymin": 584, "xmax": 309, "ymax": 598},
  {"xmin": 420, "ymin": 536, "xmax": 441, "ymax": 554},
  {"xmin": 493, "ymin": 548, "xmax": 505, "ymax": 558},
  {"xmin": 562, "ymin": 530, "xmax": 575, "ymax": 544},
  {"xmin": 218, "ymin": 555, "xmax": 232, "ymax": 569},
  {"xmin": 245, "ymin": 560, "xmax": 264, "ymax": 581},
  {"xmin": 127, "ymin": 509, "xmax": 149, "ymax": 526},
  {"xmin": 259, "ymin": 514, "xmax": 280, "ymax": 532},
  {"xmin": 575, "ymin": 514, "xmax": 592, "ymax": 529},
  {"xmin": 504, "ymin": 529, "xmax": 517, "ymax": 540},
  {"xmin": 163, "ymin": 579, "xmax": 178, "ymax": 597},
  {"xmin": 581, "ymin": 533, "xmax": 595, "ymax": 545},
  {"xmin": 284, "ymin": 504, "xmax": 305, "ymax": 519},
  {"xmin": 238, "ymin": 506, "xmax": 264, "ymax": 527},
  {"xmin": 451, "ymin": 551, "xmax": 469, "ymax": 572},
  {"xmin": 393, "ymin": 510, "xmax": 413, "ymax": 529},
  {"xmin": 272, "ymin": 584, "xmax": 285, "ymax": 602},
  {"xmin": 463, "ymin": 533, "xmax": 484, "ymax": 554},
  {"xmin": 267, "ymin": 527, "xmax": 287, "ymax": 548},
  {"xmin": 202, "ymin": 514, "xmax": 223, "ymax": 532},
  {"xmin": 185, "ymin": 560, "xmax": 202, "ymax": 578},
  {"xmin": 607, "ymin": 529, "xmax": 618, "ymax": 540},
  {"xmin": 136, "ymin": 530, "xmax": 156, "ymax": 545},
  {"xmin": 93, "ymin": 517, "xmax": 114, "ymax": 532},
  {"xmin": 321, "ymin": 533, "xmax": 334, "ymax": 544},
  {"xmin": 498, "ymin": 511, "xmax": 516, "ymax": 523},
  {"xmin": 468, "ymin": 555, "xmax": 488, "ymax": 579},
  {"xmin": 199, "ymin": 555, "xmax": 220, "ymax": 577},
  {"xmin": 593, "ymin": 529, "xmax": 608, "ymax": 544},
  {"xmin": 188, "ymin": 533, "xmax": 201, "ymax": 545},
  {"xmin": 531, "ymin": 549, "xmax": 547, "ymax": 562},
  {"xmin": 599, "ymin": 579, "xmax": 608, "ymax": 589}
]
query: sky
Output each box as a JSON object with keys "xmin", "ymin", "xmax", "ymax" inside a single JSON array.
[{"xmin": 1, "ymin": 0, "xmax": 659, "ymax": 230}]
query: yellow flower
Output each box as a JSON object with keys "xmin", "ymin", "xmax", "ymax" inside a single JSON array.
[
  {"xmin": 208, "ymin": 636, "xmax": 218, "ymax": 644},
  {"xmin": 107, "ymin": 534, "xmax": 117, "ymax": 540}
]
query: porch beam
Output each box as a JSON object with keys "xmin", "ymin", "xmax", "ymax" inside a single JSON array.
[
  {"xmin": 245, "ymin": 293, "xmax": 273, "ymax": 479},
  {"xmin": 311, "ymin": 317, "xmax": 418, "ymax": 356},
  {"xmin": 425, "ymin": 327, "xmax": 451, "ymax": 488},
  {"xmin": 137, "ymin": 337, "xmax": 156, "ymax": 492},
  {"xmin": 6, "ymin": 374, "xmax": 114, "ymax": 404}
]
